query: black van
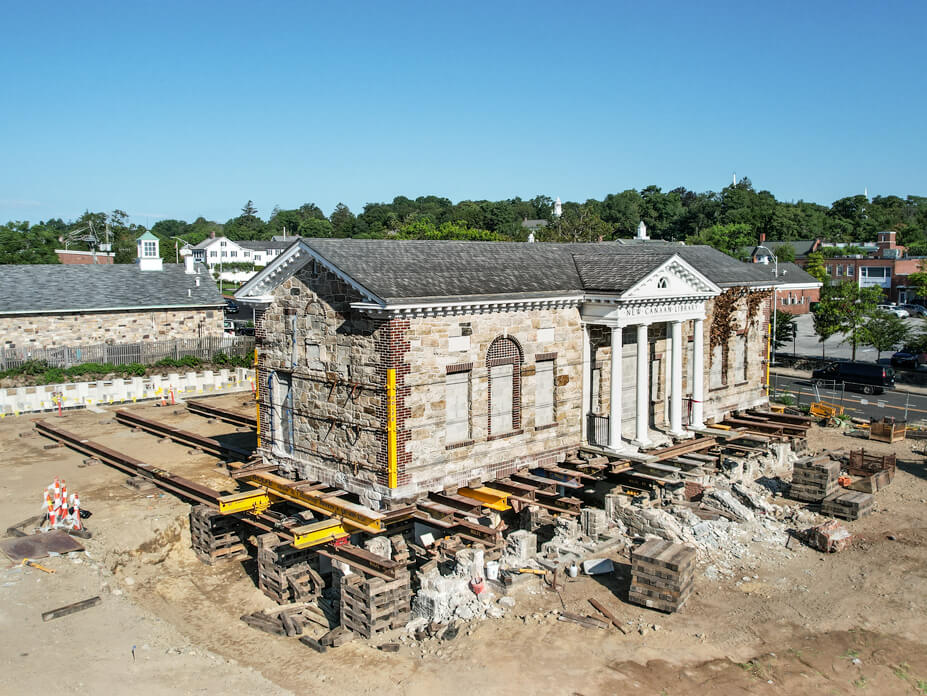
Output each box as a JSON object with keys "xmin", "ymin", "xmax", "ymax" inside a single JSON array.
[{"xmin": 811, "ymin": 361, "xmax": 895, "ymax": 394}]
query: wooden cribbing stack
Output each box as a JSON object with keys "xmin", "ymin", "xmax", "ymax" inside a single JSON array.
[
  {"xmin": 629, "ymin": 539, "xmax": 696, "ymax": 613},
  {"xmin": 789, "ymin": 455, "xmax": 840, "ymax": 502},
  {"xmin": 256, "ymin": 533, "xmax": 324, "ymax": 604},
  {"xmin": 189, "ymin": 504, "xmax": 248, "ymax": 565},
  {"xmin": 821, "ymin": 491, "xmax": 874, "ymax": 521},
  {"xmin": 339, "ymin": 571, "xmax": 412, "ymax": 639}
]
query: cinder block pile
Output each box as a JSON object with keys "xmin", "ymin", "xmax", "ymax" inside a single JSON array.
[
  {"xmin": 790, "ymin": 455, "xmax": 840, "ymax": 502},
  {"xmin": 629, "ymin": 539, "xmax": 696, "ymax": 613},
  {"xmin": 821, "ymin": 491, "xmax": 873, "ymax": 521}
]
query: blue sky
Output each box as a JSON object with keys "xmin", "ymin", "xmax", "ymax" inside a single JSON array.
[{"xmin": 1, "ymin": 0, "xmax": 924, "ymax": 225}]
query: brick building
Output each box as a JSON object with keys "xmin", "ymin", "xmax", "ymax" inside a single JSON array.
[
  {"xmin": 0, "ymin": 233, "xmax": 225, "ymax": 349},
  {"xmin": 236, "ymin": 239, "xmax": 785, "ymax": 510},
  {"xmin": 54, "ymin": 249, "xmax": 115, "ymax": 265}
]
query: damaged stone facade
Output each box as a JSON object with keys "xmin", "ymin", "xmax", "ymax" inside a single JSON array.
[{"xmin": 255, "ymin": 261, "xmax": 772, "ymax": 508}]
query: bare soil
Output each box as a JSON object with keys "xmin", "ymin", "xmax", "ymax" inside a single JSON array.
[{"xmin": 2, "ymin": 401, "xmax": 926, "ymax": 696}]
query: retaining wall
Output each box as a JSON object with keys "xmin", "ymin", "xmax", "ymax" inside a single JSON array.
[{"xmin": 0, "ymin": 367, "xmax": 255, "ymax": 416}]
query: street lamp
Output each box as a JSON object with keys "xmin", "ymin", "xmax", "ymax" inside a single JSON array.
[
  {"xmin": 757, "ymin": 245, "xmax": 780, "ymax": 373},
  {"xmin": 170, "ymin": 236, "xmax": 187, "ymax": 264}
]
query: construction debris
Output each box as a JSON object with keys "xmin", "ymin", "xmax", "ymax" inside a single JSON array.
[
  {"xmin": 241, "ymin": 603, "xmax": 331, "ymax": 638},
  {"xmin": 805, "ymin": 520, "xmax": 853, "ymax": 553},
  {"xmin": 42, "ymin": 596, "xmax": 101, "ymax": 622}
]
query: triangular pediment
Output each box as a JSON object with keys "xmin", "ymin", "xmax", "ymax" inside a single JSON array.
[{"xmin": 620, "ymin": 254, "xmax": 721, "ymax": 300}]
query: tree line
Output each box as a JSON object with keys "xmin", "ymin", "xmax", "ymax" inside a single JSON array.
[{"xmin": 3, "ymin": 178, "xmax": 927, "ymax": 264}]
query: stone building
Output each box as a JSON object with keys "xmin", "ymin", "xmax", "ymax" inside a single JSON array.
[
  {"xmin": 236, "ymin": 238, "xmax": 780, "ymax": 509},
  {"xmin": 0, "ymin": 233, "xmax": 225, "ymax": 349}
]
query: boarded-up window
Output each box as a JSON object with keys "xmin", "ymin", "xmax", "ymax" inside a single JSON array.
[
  {"xmin": 487, "ymin": 336, "xmax": 522, "ymax": 435},
  {"xmin": 272, "ymin": 372, "xmax": 293, "ymax": 456},
  {"xmin": 446, "ymin": 371, "xmax": 470, "ymax": 443},
  {"xmin": 738, "ymin": 335, "xmax": 749, "ymax": 382},
  {"xmin": 710, "ymin": 345, "xmax": 723, "ymax": 390},
  {"xmin": 535, "ymin": 360, "xmax": 555, "ymax": 426},
  {"xmin": 591, "ymin": 366, "xmax": 601, "ymax": 414},
  {"xmin": 490, "ymin": 363, "xmax": 514, "ymax": 434},
  {"xmin": 686, "ymin": 339, "xmax": 694, "ymax": 396}
]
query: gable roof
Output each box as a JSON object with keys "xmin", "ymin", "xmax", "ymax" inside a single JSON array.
[
  {"xmin": 748, "ymin": 261, "xmax": 822, "ymax": 287},
  {"xmin": 572, "ymin": 250, "xmax": 677, "ymax": 292},
  {"xmin": 237, "ymin": 239, "xmax": 780, "ymax": 307},
  {"xmin": 0, "ymin": 263, "xmax": 225, "ymax": 315},
  {"xmin": 740, "ymin": 239, "xmax": 819, "ymax": 260},
  {"xmin": 237, "ymin": 239, "xmax": 299, "ymax": 251}
]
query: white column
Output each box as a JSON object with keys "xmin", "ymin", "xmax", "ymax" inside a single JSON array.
[
  {"xmin": 581, "ymin": 323, "xmax": 591, "ymax": 442},
  {"xmin": 635, "ymin": 323, "xmax": 651, "ymax": 447},
  {"xmin": 608, "ymin": 326, "xmax": 623, "ymax": 449},
  {"xmin": 669, "ymin": 319, "xmax": 683, "ymax": 435},
  {"xmin": 691, "ymin": 317, "xmax": 705, "ymax": 428}
]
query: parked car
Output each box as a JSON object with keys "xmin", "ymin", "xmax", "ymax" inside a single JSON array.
[
  {"xmin": 225, "ymin": 299, "xmax": 240, "ymax": 314},
  {"xmin": 900, "ymin": 304, "xmax": 927, "ymax": 317},
  {"xmin": 891, "ymin": 351, "xmax": 919, "ymax": 369},
  {"xmin": 877, "ymin": 304, "xmax": 909, "ymax": 318},
  {"xmin": 811, "ymin": 361, "xmax": 895, "ymax": 394}
]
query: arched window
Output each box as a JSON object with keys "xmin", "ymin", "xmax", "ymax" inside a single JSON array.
[
  {"xmin": 657, "ymin": 277, "xmax": 668, "ymax": 289},
  {"xmin": 486, "ymin": 336, "xmax": 523, "ymax": 436}
]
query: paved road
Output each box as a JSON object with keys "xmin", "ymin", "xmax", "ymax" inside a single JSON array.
[
  {"xmin": 771, "ymin": 372, "xmax": 927, "ymax": 422},
  {"xmin": 781, "ymin": 313, "xmax": 926, "ymax": 362}
]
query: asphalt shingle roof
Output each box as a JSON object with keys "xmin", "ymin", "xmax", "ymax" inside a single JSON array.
[
  {"xmin": 0, "ymin": 263, "xmax": 225, "ymax": 314},
  {"xmin": 572, "ymin": 251, "xmax": 676, "ymax": 292},
  {"xmin": 294, "ymin": 240, "xmax": 779, "ymax": 304}
]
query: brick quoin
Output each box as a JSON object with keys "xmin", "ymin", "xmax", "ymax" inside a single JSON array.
[{"xmin": 375, "ymin": 317, "xmax": 411, "ymax": 489}]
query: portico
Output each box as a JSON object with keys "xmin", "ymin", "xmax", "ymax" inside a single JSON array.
[{"xmin": 579, "ymin": 254, "xmax": 720, "ymax": 452}]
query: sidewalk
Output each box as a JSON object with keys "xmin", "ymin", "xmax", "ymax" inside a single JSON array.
[{"xmin": 770, "ymin": 366, "xmax": 927, "ymax": 396}]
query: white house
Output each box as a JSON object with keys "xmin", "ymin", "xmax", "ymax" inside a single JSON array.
[{"xmin": 191, "ymin": 235, "xmax": 296, "ymax": 270}]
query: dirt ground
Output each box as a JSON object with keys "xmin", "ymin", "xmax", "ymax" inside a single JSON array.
[{"xmin": 2, "ymin": 397, "xmax": 927, "ymax": 696}]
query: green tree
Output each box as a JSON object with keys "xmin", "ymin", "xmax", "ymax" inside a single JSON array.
[
  {"xmin": 776, "ymin": 243, "xmax": 796, "ymax": 263},
  {"xmin": 545, "ymin": 205, "xmax": 613, "ymax": 243},
  {"xmin": 330, "ymin": 203, "xmax": 356, "ymax": 237},
  {"xmin": 685, "ymin": 223, "xmax": 754, "ymax": 258},
  {"xmin": 861, "ymin": 311, "xmax": 909, "ymax": 360},
  {"xmin": 804, "ymin": 251, "xmax": 828, "ymax": 284},
  {"xmin": 224, "ymin": 200, "xmax": 265, "ymax": 240},
  {"xmin": 0, "ymin": 221, "xmax": 60, "ymax": 263},
  {"xmin": 814, "ymin": 282, "xmax": 883, "ymax": 360},
  {"xmin": 811, "ymin": 302, "xmax": 842, "ymax": 359},
  {"xmin": 906, "ymin": 260, "xmax": 927, "ymax": 300},
  {"xmin": 773, "ymin": 310, "xmax": 796, "ymax": 350}
]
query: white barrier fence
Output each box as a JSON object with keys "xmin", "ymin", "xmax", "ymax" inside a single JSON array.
[{"xmin": 1, "ymin": 367, "xmax": 255, "ymax": 417}]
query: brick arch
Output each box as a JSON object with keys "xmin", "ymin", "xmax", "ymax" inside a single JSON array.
[
  {"xmin": 486, "ymin": 336, "xmax": 523, "ymax": 436},
  {"xmin": 486, "ymin": 335, "xmax": 524, "ymax": 366}
]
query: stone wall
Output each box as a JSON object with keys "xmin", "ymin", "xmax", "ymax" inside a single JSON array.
[
  {"xmin": 0, "ymin": 308, "xmax": 224, "ymax": 348},
  {"xmin": 398, "ymin": 306, "xmax": 584, "ymax": 494},
  {"xmin": 255, "ymin": 265, "xmax": 388, "ymax": 505},
  {"xmin": 702, "ymin": 290, "xmax": 771, "ymax": 423}
]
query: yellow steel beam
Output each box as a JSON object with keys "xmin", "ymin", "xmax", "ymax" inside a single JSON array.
[
  {"xmin": 217, "ymin": 489, "xmax": 275, "ymax": 515},
  {"xmin": 458, "ymin": 486, "xmax": 511, "ymax": 511},
  {"xmin": 238, "ymin": 471, "xmax": 385, "ymax": 534},
  {"xmin": 387, "ymin": 368, "xmax": 398, "ymax": 489},
  {"xmin": 290, "ymin": 518, "xmax": 351, "ymax": 548},
  {"xmin": 254, "ymin": 348, "xmax": 261, "ymax": 449}
]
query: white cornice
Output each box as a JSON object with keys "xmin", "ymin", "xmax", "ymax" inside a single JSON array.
[{"xmin": 352, "ymin": 294, "xmax": 584, "ymax": 318}]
